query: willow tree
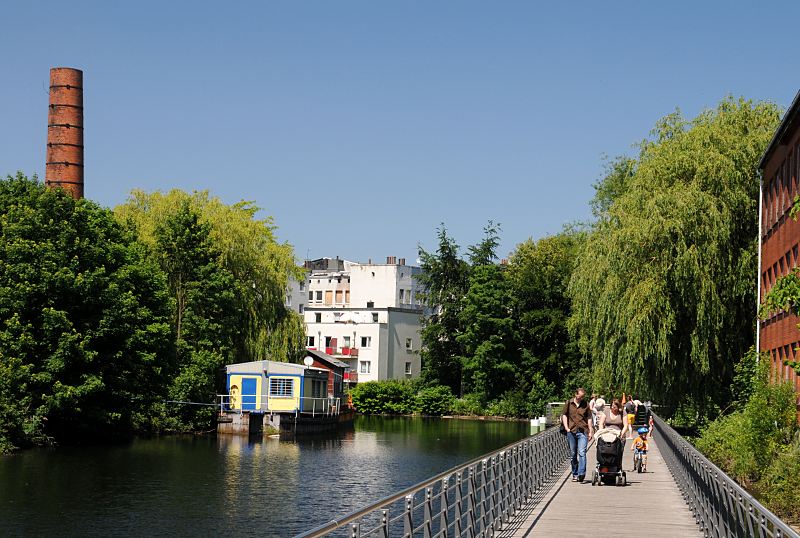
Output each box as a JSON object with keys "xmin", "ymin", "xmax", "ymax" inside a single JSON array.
[
  {"xmin": 115, "ymin": 190, "xmax": 305, "ymax": 363},
  {"xmin": 569, "ymin": 97, "xmax": 781, "ymax": 412}
]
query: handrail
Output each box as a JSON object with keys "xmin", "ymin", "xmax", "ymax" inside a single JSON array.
[
  {"xmin": 217, "ymin": 394, "xmax": 342, "ymax": 416},
  {"xmin": 653, "ymin": 413, "xmax": 799, "ymax": 538},
  {"xmin": 294, "ymin": 426, "xmax": 570, "ymax": 538}
]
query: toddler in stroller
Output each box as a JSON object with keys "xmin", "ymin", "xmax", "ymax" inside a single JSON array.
[{"xmin": 592, "ymin": 429, "xmax": 627, "ymax": 486}]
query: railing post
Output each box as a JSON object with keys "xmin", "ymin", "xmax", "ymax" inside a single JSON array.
[
  {"xmin": 423, "ymin": 487, "xmax": 433, "ymax": 538},
  {"xmin": 381, "ymin": 509, "xmax": 389, "ymax": 538},
  {"xmin": 350, "ymin": 522, "xmax": 360, "ymax": 538},
  {"xmin": 403, "ymin": 495, "xmax": 413, "ymax": 536},
  {"xmin": 439, "ymin": 477, "xmax": 449, "ymax": 536},
  {"xmin": 454, "ymin": 473, "xmax": 464, "ymax": 536}
]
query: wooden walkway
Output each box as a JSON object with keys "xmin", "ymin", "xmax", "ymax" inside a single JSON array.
[{"xmin": 500, "ymin": 434, "xmax": 701, "ymax": 537}]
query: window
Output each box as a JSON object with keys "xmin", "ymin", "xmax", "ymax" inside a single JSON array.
[
  {"xmin": 335, "ymin": 290, "xmax": 343, "ymax": 303},
  {"xmin": 299, "ymin": 281, "xmax": 305, "ymax": 291},
  {"xmin": 343, "ymin": 336, "xmax": 351, "ymax": 347},
  {"xmin": 286, "ymin": 295, "xmax": 292, "ymax": 306},
  {"xmin": 360, "ymin": 361, "xmax": 371, "ymax": 374},
  {"xmin": 405, "ymin": 362, "xmax": 412, "ymax": 375},
  {"xmin": 307, "ymin": 336, "xmax": 315, "ymax": 347},
  {"xmin": 315, "ymin": 290, "xmax": 322, "ymax": 301},
  {"xmin": 361, "ymin": 336, "xmax": 371, "ymax": 348},
  {"xmin": 298, "ymin": 304, "xmax": 304, "ymax": 314},
  {"xmin": 345, "ymin": 290, "xmax": 350, "ymax": 303},
  {"xmin": 406, "ymin": 338, "xmax": 413, "ymax": 350},
  {"xmin": 399, "ymin": 289, "xmax": 404, "ymax": 302},
  {"xmin": 315, "ymin": 313, "xmax": 322, "ymax": 323},
  {"xmin": 324, "ymin": 290, "xmax": 333, "ymax": 305},
  {"xmin": 367, "ymin": 301, "xmax": 374, "ymax": 308},
  {"xmin": 372, "ymin": 313, "xmax": 379, "ymax": 323},
  {"xmin": 270, "ymin": 377, "xmax": 293, "ymax": 397},
  {"xmin": 334, "ymin": 312, "xmax": 343, "ymax": 322},
  {"xmin": 312, "ymin": 379, "xmax": 326, "ymax": 398},
  {"xmin": 308, "ymin": 291, "xmax": 313, "ymax": 300}
]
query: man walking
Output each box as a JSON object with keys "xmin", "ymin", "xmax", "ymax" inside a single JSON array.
[{"xmin": 561, "ymin": 387, "xmax": 594, "ymax": 482}]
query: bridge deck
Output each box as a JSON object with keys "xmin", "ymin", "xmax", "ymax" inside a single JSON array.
[{"xmin": 501, "ymin": 433, "xmax": 700, "ymax": 537}]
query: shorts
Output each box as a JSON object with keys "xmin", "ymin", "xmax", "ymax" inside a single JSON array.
[{"xmin": 627, "ymin": 414, "xmax": 635, "ymax": 425}]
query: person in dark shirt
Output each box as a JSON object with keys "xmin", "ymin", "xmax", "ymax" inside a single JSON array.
[{"xmin": 561, "ymin": 387, "xmax": 595, "ymax": 482}]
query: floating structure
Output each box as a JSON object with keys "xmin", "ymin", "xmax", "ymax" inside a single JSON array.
[{"xmin": 217, "ymin": 359, "xmax": 354, "ymax": 436}]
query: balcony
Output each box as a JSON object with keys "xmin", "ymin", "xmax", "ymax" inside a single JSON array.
[
  {"xmin": 340, "ymin": 347, "xmax": 359, "ymax": 357},
  {"xmin": 344, "ymin": 371, "xmax": 358, "ymax": 383}
]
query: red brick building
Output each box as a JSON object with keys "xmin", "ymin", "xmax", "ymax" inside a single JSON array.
[{"xmin": 758, "ymin": 90, "xmax": 800, "ymax": 414}]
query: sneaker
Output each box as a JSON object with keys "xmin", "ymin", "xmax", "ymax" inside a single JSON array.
[
  {"xmin": 577, "ymin": 475, "xmax": 585, "ymax": 483},
  {"xmin": 572, "ymin": 476, "xmax": 578, "ymax": 482}
]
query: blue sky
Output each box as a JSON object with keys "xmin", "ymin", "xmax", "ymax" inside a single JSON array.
[{"xmin": 2, "ymin": 1, "xmax": 799, "ymax": 263}]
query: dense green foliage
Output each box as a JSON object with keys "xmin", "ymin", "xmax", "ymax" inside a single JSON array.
[
  {"xmin": 418, "ymin": 223, "xmax": 581, "ymax": 416},
  {"xmin": 417, "ymin": 227, "xmax": 469, "ymax": 393},
  {"xmin": 0, "ymin": 175, "xmax": 304, "ymax": 450},
  {"xmin": 0, "ymin": 174, "xmax": 172, "ymax": 451},
  {"xmin": 151, "ymin": 201, "xmax": 239, "ymax": 430},
  {"xmin": 569, "ymin": 97, "xmax": 782, "ymax": 412},
  {"xmin": 695, "ymin": 358, "xmax": 799, "ymax": 522},
  {"xmin": 350, "ymin": 380, "xmax": 417, "ymax": 415},
  {"xmin": 115, "ymin": 189, "xmax": 305, "ymax": 364},
  {"xmin": 415, "ymin": 385, "xmax": 456, "ymax": 415}
]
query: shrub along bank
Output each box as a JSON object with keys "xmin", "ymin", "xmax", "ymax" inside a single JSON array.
[
  {"xmin": 694, "ymin": 354, "xmax": 799, "ymax": 525},
  {"xmin": 349, "ymin": 379, "xmax": 557, "ymax": 418}
]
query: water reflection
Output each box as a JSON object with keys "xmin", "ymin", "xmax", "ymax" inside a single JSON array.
[{"xmin": 0, "ymin": 417, "xmax": 528, "ymax": 537}]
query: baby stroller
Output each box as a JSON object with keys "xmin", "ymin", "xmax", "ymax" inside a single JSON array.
[{"xmin": 592, "ymin": 429, "xmax": 626, "ymax": 486}]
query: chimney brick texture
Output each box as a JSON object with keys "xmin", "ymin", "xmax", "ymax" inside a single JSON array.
[{"xmin": 46, "ymin": 67, "xmax": 83, "ymax": 199}]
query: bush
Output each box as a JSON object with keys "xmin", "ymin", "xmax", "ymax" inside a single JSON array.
[
  {"xmin": 350, "ymin": 380, "xmax": 416, "ymax": 414},
  {"xmin": 695, "ymin": 360, "xmax": 799, "ymax": 519},
  {"xmin": 486, "ymin": 389, "xmax": 528, "ymax": 417},
  {"xmin": 450, "ymin": 393, "xmax": 484, "ymax": 416},
  {"xmin": 757, "ymin": 437, "xmax": 800, "ymax": 524},
  {"xmin": 416, "ymin": 385, "xmax": 455, "ymax": 416}
]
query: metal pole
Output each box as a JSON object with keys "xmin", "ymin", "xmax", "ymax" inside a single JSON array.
[{"xmin": 756, "ymin": 172, "xmax": 763, "ymax": 359}]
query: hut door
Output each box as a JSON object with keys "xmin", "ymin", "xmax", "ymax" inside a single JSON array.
[{"xmin": 241, "ymin": 378, "xmax": 257, "ymax": 410}]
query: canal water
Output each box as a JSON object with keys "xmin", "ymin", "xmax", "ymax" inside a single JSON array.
[{"xmin": 0, "ymin": 416, "xmax": 530, "ymax": 537}]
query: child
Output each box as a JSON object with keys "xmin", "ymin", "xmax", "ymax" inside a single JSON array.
[{"xmin": 631, "ymin": 426, "xmax": 649, "ymax": 471}]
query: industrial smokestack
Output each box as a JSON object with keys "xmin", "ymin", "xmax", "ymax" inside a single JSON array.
[{"xmin": 46, "ymin": 67, "xmax": 83, "ymax": 199}]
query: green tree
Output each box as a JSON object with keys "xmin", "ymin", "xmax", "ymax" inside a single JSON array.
[
  {"xmin": 0, "ymin": 174, "xmax": 172, "ymax": 451},
  {"xmin": 152, "ymin": 201, "xmax": 239, "ymax": 429},
  {"xmin": 568, "ymin": 97, "xmax": 781, "ymax": 413},
  {"xmin": 507, "ymin": 230, "xmax": 586, "ymax": 395},
  {"xmin": 457, "ymin": 263, "xmax": 517, "ymax": 401},
  {"xmin": 115, "ymin": 189, "xmax": 305, "ymax": 363},
  {"xmin": 417, "ymin": 226, "xmax": 470, "ymax": 393}
]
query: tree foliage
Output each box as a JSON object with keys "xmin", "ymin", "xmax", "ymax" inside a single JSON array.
[
  {"xmin": 568, "ymin": 97, "xmax": 781, "ymax": 411},
  {"xmin": 507, "ymin": 230, "xmax": 588, "ymax": 396},
  {"xmin": 0, "ymin": 174, "xmax": 172, "ymax": 450},
  {"xmin": 417, "ymin": 226, "xmax": 469, "ymax": 393},
  {"xmin": 115, "ymin": 189, "xmax": 305, "ymax": 363}
]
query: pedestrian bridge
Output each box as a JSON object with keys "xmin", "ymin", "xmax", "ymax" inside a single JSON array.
[{"xmin": 296, "ymin": 415, "xmax": 799, "ymax": 538}]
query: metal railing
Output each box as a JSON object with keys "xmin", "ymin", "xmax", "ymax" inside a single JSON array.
[
  {"xmin": 295, "ymin": 426, "xmax": 570, "ymax": 538},
  {"xmin": 216, "ymin": 394, "xmax": 342, "ymax": 416},
  {"xmin": 653, "ymin": 414, "xmax": 799, "ymax": 538}
]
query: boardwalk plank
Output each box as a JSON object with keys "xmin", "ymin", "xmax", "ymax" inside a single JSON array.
[{"xmin": 501, "ymin": 434, "xmax": 701, "ymax": 537}]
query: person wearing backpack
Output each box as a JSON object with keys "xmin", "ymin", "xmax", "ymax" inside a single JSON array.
[{"xmin": 624, "ymin": 398, "xmax": 636, "ymax": 439}]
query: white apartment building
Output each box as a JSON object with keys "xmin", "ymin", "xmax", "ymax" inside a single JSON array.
[{"xmin": 303, "ymin": 256, "xmax": 424, "ymax": 383}]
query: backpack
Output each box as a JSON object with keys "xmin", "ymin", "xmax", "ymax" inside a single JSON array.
[{"xmin": 624, "ymin": 401, "xmax": 636, "ymax": 415}]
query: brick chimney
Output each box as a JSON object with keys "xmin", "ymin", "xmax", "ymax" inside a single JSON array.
[{"xmin": 46, "ymin": 67, "xmax": 84, "ymax": 199}]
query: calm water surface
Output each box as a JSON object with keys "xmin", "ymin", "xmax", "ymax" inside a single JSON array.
[{"xmin": 0, "ymin": 416, "xmax": 529, "ymax": 537}]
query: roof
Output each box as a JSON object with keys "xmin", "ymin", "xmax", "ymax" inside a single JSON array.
[
  {"xmin": 759, "ymin": 89, "xmax": 800, "ymax": 170},
  {"xmin": 305, "ymin": 349, "xmax": 349, "ymax": 369}
]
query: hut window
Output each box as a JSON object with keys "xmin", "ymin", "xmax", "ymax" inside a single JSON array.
[{"xmin": 270, "ymin": 378, "xmax": 293, "ymax": 397}]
